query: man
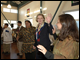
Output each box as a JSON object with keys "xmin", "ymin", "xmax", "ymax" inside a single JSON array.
[
  {"xmin": 1, "ymin": 23, "xmax": 13, "ymax": 54},
  {"xmin": 13, "ymin": 21, "xmax": 24, "ymax": 58}
]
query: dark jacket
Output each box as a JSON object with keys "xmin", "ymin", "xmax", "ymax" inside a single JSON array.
[{"xmin": 34, "ymin": 22, "xmax": 57, "ymax": 51}]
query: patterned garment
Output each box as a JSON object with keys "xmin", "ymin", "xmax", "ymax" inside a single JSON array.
[
  {"xmin": 3, "ymin": 44, "xmax": 10, "ymax": 53},
  {"xmin": 18, "ymin": 27, "xmax": 36, "ymax": 53},
  {"xmin": 53, "ymin": 35, "xmax": 79, "ymax": 59}
]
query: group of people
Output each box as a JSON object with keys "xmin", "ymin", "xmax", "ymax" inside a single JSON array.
[{"xmin": 1, "ymin": 13, "xmax": 79, "ymax": 59}]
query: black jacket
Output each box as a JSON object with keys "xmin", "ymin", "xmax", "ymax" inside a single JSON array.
[{"xmin": 34, "ymin": 22, "xmax": 57, "ymax": 51}]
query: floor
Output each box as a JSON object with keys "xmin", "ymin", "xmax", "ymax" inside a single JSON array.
[{"xmin": 1, "ymin": 41, "xmax": 26, "ymax": 59}]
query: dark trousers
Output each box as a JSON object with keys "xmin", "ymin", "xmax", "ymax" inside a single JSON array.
[
  {"xmin": 25, "ymin": 51, "xmax": 36, "ymax": 59},
  {"xmin": 36, "ymin": 51, "xmax": 47, "ymax": 59}
]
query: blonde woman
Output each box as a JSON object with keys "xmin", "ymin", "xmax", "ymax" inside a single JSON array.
[{"xmin": 33, "ymin": 13, "xmax": 57, "ymax": 59}]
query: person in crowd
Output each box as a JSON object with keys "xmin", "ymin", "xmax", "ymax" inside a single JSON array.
[
  {"xmin": 1, "ymin": 26, "xmax": 3, "ymax": 44},
  {"xmin": 1, "ymin": 26, "xmax": 3, "ymax": 35},
  {"xmin": 1, "ymin": 23, "xmax": 13, "ymax": 54},
  {"xmin": 17, "ymin": 20, "xmax": 36, "ymax": 59},
  {"xmin": 37, "ymin": 14, "xmax": 79, "ymax": 59},
  {"xmin": 12, "ymin": 21, "xmax": 24, "ymax": 58},
  {"xmin": 33, "ymin": 13, "xmax": 57, "ymax": 59}
]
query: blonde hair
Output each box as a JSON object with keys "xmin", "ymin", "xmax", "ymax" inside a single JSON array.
[{"xmin": 36, "ymin": 13, "xmax": 45, "ymax": 22}]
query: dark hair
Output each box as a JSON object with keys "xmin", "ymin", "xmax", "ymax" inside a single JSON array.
[
  {"xmin": 25, "ymin": 20, "xmax": 32, "ymax": 27},
  {"xmin": 17, "ymin": 21, "xmax": 22, "ymax": 24},
  {"xmin": 5, "ymin": 23, "xmax": 8, "ymax": 26},
  {"xmin": 58, "ymin": 14, "xmax": 79, "ymax": 42},
  {"xmin": 36, "ymin": 13, "xmax": 45, "ymax": 22}
]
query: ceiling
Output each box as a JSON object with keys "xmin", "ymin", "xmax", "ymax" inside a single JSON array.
[{"xmin": 1, "ymin": 1, "xmax": 32, "ymax": 8}]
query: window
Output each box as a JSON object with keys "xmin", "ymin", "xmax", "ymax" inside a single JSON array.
[
  {"xmin": 3, "ymin": 20, "xmax": 17, "ymax": 30},
  {"xmin": 11, "ymin": 20, "xmax": 17, "ymax": 29},
  {"xmin": 65, "ymin": 10, "xmax": 79, "ymax": 20},
  {"xmin": 3, "ymin": 20, "xmax": 10, "ymax": 23},
  {"xmin": 3, "ymin": 8, "xmax": 17, "ymax": 13},
  {"xmin": 76, "ymin": 21, "xmax": 79, "ymax": 30},
  {"xmin": 64, "ymin": 10, "xmax": 79, "ymax": 30},
  {"xmin": 3, "ymin": 8, "xmax": 10, "ymax": 12},
  {"xmin": 11, "ymin": 9, "xmax": 17, "ymax": 13}
]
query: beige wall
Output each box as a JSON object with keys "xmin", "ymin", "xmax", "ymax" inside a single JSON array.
[
  {"xmin": 42, "ymin": 1, "xmax": 79, "ymax": 25},
  {"xmin": 19, "ymin": 1, "xmax": 40, "ymax": 27},
  {"xmin": 1, "ymin": 5, "xmax": 17, "ymax": 27},
  {"xmin": 19, "ymin": 1, "xmax": 79, "ymax": 28}
]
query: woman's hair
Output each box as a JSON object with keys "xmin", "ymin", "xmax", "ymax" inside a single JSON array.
[
  {"xmin": 25, "ymin": 20, "xmax": 32, "ymax": 27},
  {"xmin": 58, "ymin": 14, "xmax": 79, "ymax": 42},
  {"xmin": 36, "ymin": 13, "xmax": 45, "ymax": 22}
]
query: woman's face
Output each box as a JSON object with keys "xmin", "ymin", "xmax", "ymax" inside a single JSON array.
[
  {"xmin": 37, "ymin": 15, "xmax": 44, "ymax": 24},
  {"xmin": 25, "ymin": 21, "xmax": 30, "ymax": 28},
  {"xmin": 56, "ymin": 19, "xmax": 62, "ymax": 30}
]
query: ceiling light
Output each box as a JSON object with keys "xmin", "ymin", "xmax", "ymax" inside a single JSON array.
[
  {"xmin": 25, "ymin": 14, "xmax": 28, "ymax": 16},
  {"xmin": 7, "ymin": 4, "xmax": 11, "ymax": 8},
  {"xmin": 43, "ymin": 8, "xmax": 47, "ymax": 11},
  {"xmin": 34, "ymin": 10, "xmax": 40, "ymax": 13},
  {"xmin": 40, "ymin": 7, "xmax": 42, "ymax": 9},
  {"xmin": 29, "ymin": 12, "xmax": 33, "ymax": 15},
  {"xmin": 1, "ymin": 4, "xmax": 2, "ymax": 6}
]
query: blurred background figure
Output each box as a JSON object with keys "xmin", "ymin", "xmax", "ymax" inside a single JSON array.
[
  {"xmin": 12, "ymin": 21, "xmax": 24, "ymax": 58},
  {"xmin": 1, "ymin": 23, "xmax": 13, "ymax": 54},
  {"xmin": 1, "ymin": 26, "xmax": 3, "ymax": 44}
]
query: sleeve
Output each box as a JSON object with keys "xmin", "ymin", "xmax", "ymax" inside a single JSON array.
[
  {"xmin": 47, "ymin": 23, "xmax": 53, "ymax": 35},
  {"xmin": 34, "ymin": 35, "xmax": 37, "ymax": 47},
  {"xmin": 32, "ymin": 27, "xmax": 37, "ymax": 47},
  {"xmin": 47, "ymin": 23, "xmax": 57, "ymax": 40},
  {"xmin": 17, "ymin": 29, "xmax": 23, "ymax": 38},
  {"xmin": 1, "ymin": 30, "xmax": 4, "ymax": 37},
  {"xmin": 45, "ymin": 51, "xmax": 66, "ymax": 59},
  {"xmin": 9, "ymin": 28, "xmax": 12, "ymax": 35},
  {"xmin": 45, "ymin": 51, "xmax": 54, "ymax": 59},
  {"xmin": 52, "ymin": 33, "xmax": 58, "ymax": 40},
  {"xmin": 13, "ymin": 27, "xmax": 18, "ymax": 32}
]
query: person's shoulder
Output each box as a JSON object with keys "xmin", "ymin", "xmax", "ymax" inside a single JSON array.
[
  {"xmin": 21, "ymin": 27, "xmax": 26, "ymax": 31},
  {"xmin": 5, "ymin": 27, "xmax": 10, "ymax": 30},
  {"xmin": 32, "ymin": 26, "xmax": 36, "ymax": 29},
  {"xmin": 44, "ymin": 22, "xmax": 47, "ymax": 25}
]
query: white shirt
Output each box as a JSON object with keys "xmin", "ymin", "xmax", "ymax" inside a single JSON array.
[
  {"xmin": 1, "ymin": 27, "xmax": 13, "ymax": 44},
  {"xmin": 19, "ymin": 26, "xmax": 22, "ymax": 30}
]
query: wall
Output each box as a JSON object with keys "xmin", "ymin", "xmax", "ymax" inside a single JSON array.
[
  {"xmin": 19, "ymin": 1, "xmax": 40, "ymax": 27},
  {"xmin": 1, "ymin": 5, "xmax": 17, "ymax": 27},
  {"xmin": 42, "ymin": 1, "xmax": 79, "ymax": 24},
  {"xmin": 19, "ymin": 1, "xmax": 79, "ymax": 27},
  {"xmin": 42, "ymin": 1, "xmax": 79, "ymax": 34}
]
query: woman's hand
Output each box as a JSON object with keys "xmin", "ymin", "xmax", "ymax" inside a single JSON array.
[
  {"xmin": 33, "ymin": 45, "xmax": 36, "ymax": 49},
  {"xmin": 37, "ymin": 45, "xmax": 47, "ymax": 55},
  {"xmin": 46, "ymin": 13, "xmax": 52, "ymax": 24},
  {"xmin": 52, "ymin": 26, "xmax": 56, "ymax": 34}
]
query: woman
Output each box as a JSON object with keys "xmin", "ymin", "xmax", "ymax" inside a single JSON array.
[
  {"xmin": 37, "ymin": 14, "xmax": 79, "ymax": 59},
  {"xmin": 33, "ymin": 13, "xmax": 57, "ymax": 59},
  {"xmin": 17, "ymin": 20, "xmax": 36, "ymax": 59}
]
